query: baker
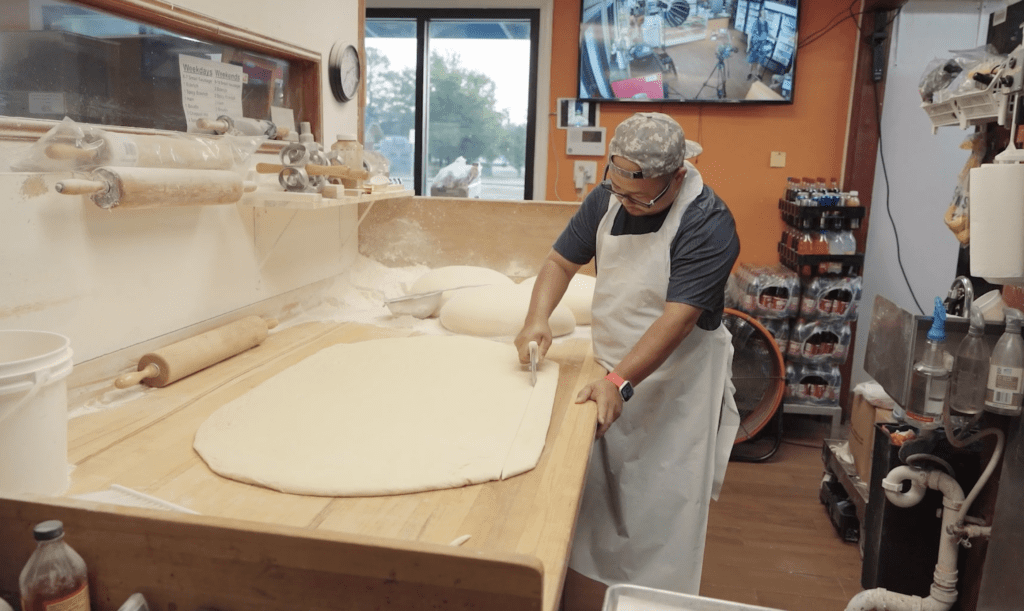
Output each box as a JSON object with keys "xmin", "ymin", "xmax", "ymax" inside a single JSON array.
[{"xmin": 514, "ymin": 112, "xmax": 741, "ymax": 609}]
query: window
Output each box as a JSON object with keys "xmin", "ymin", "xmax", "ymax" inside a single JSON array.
[
  {"xmin": 366, "ymin": 9, "xmax": 539, "ymax": 200},
  {"xmin": 0, "ymin": 0, "xmax": 320, "ymax": 142}
]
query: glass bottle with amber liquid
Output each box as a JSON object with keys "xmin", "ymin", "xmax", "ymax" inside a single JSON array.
[{"xmin": 20, "ymin": 520, "xmax": 91, "ymax": 611}]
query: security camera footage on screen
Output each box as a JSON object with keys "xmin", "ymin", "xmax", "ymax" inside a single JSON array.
[{"xmin": 578, "ymin": 0, "xmax": 798, "ymax": 103}]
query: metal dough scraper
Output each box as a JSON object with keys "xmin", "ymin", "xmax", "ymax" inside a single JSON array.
[{"xmin": 528, "ymin": 340, "xmax": 538, "ymax": 386}]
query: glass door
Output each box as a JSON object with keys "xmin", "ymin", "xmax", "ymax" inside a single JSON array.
[{"xmin": 366, "ymin": 10, "xmax": 538, "ymax": 200}]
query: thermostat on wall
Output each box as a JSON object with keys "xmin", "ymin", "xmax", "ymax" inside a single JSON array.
[{"xmin": 566, "ymin": 127, "xmax": 606, "ymax": 157}]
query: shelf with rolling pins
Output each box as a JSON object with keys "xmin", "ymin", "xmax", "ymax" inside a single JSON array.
[{"xmin": 45, "ymin": 133, "xmax": 410, "ymax": 211}]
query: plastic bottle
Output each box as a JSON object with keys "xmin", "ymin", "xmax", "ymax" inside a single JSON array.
[
  {"xmin": 798, "ymin": 230, "xmax": 814, "ymax": 254},
  {"xmin": 950, "ymin": 305, "xmax": 990, "ymax": 416},
  {"xmin": 906, "ymin": 297, "xmax": 952, "ymax": 429},
  {"xmin": 785, "ymin": 176, "xmax": 798, "ymax": 201},
  {"xmin": 814, "ymin": 231, "xmax": 830, "ymax": 254},
  {"xmin": 846, "ymin": 190, "xmax": 860, "ymax": 207},
  {"xmin": 20, "ymin": 520, "xmax": 91, "ymax": 611},
  {"xmin": 985, "ymin": 308, "xmax": 1024, "ymax": 416}
]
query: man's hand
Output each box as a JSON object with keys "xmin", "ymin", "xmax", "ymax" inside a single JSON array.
[
  {"xmin": 514, "ymin": 320, "xmax": 552, "ymax": 364},
  {"xmin": 576, "ymin": 378, "xmax": 623, "ymax": 438}
]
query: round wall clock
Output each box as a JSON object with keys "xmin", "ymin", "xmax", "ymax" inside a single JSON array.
[{"xmin": 329, "ymin": 41, "xmax": 361, "ymax": 103}]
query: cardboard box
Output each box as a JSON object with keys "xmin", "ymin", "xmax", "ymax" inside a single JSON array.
[{"xmin": 849, "ymin": 390, "xmax": 895, "ymax": 480}]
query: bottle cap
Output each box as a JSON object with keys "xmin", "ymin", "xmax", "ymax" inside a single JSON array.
[
  {"xmin": 33, "ymin": 520, "xmax": 64, "ymax": 541},
  {"xmin": 969, "ymin": 304, "xmax": 985, "ymax": 335},
  {"xmin": 1005, "ymin": 308, "xmax": 1023, "ymax": 334},
  {"xmin": 927, "ymin": 296, "xmax": 947, "ymax": 342},
  {"xmin": 335, "ymin": 133, "xmax": 357, "ymax": 141}
]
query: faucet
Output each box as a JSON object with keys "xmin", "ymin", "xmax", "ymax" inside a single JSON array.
[{"xmin": 945, "ymin": 276, "xmax": 973, "ymax": 317}]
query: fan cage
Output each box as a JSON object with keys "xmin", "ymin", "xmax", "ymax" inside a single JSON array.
[{"xmin": 724, "ymin": 308, "xmax": 786, "ymax": 444}]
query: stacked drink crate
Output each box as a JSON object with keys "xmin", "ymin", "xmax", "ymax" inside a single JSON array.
[{"xmin": 777, "ymin": 177, "xmax": 865, "ymax": 435}]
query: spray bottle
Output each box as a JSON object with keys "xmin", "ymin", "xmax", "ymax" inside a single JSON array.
[
  {"xmin": 906, "ymin": 297, "xmax": 951, "ymax": 429},
  {"xmin": 949, "ymin": 305, "xmax": 991, "ymax": 416},
  {"xmin": 985, "ymin": 308, "xmax": 1024, "ymax": 416}
]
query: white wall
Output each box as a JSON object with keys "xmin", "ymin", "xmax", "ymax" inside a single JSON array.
[
  {"xmin": 851, "ymin": 0, "xmax": 993, "ymax": 387},
  {"xmin": 0, "ymin": 0, "xmax": 362, "ymax": 365}
]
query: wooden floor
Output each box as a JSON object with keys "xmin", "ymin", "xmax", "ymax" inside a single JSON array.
[{"xmin": 700, "ymin": 415, "xmax": 862, "ymax": 611}]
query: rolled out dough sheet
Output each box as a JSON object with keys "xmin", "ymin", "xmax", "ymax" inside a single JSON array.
[{"xmin": 193, "ymin": 335, "xmax": 559, "ymax": 497}]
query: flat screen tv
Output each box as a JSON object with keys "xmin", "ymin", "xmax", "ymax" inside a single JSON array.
[{"xmin": 578, "ymin": 0, "xmax": 799, "ymax": 104}]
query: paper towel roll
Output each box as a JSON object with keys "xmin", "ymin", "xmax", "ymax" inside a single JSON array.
[{"xmin": 970, "ymin": 163, "xmax": 1024, "ymax": 285}]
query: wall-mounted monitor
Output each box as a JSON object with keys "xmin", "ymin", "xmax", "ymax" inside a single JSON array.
[{"xmin": 578, "ymin": 0, "xmax": 798, "ymax": 104}]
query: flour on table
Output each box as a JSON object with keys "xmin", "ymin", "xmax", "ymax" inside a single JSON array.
[{"xmin": 193, "ymin": 335, "xmax": 559, "ymax": 497}]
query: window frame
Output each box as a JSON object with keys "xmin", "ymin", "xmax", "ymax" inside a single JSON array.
[{"xmin": 366, "ymin": 7, "xmax": 540, "ymax": 199}]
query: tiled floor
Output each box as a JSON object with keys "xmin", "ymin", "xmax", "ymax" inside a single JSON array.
[{"xmin": 700, "ymin": 415, "xmax": 862, "ymax": 611}]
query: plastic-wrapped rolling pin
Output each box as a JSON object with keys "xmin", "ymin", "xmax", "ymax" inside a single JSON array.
[
  {"xmin": 55, "ymin": 167, "xmax": 257, "ymax": 210},
  {"xmin": 44, "ymin": 132, "xmax": 241, "ymax": 170},
  {"xmin": 196, "ymin": 115, "xmax": 288, "ymax": 139},
  {"xmin": 114, "ymin": 316, "xmax": 278, "ymax": 389}
]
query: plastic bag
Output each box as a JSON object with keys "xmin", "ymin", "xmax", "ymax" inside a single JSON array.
[
  {"xmin": 918, "ymin": 45, "xmax": 1004, "ymax": 103},
  {"xmin": 943, "ymin": 132, "xmax": 987, "ymax": 245},
  {"xmin": 10, "ymin": 116, "xmax": 264, "ymax": 174},
  {"xmin": 430, "ymin": 156, "xmax": 480, "ymax": 195},
  {"xmin": 362, "ymin": 149, "xmax": 391, "ymax": 179}
]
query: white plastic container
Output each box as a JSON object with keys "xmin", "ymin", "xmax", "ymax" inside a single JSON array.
[
  {"xmin": 603, "ymin": 584, "xmax": 784, "ymax": 611},
  {"xmin": 331, "ymin": 133, "xmax": 364, "ymax": 190},
  {"xmin": 0, "ymin": 330, "xmax": 73, "ymax": 496}
]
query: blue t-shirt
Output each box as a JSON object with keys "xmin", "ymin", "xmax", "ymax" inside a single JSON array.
[{"xmin": 553, "ymin": 185, "xmax": 740, "ymax": 330}]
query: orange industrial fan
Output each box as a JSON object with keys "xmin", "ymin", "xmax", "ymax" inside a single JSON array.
[{"xmin": 723, "ymin": 308, "xmax": 786, "ymax": 461}]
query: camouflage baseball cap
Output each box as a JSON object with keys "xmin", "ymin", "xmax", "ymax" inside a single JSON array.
[{"xmin": 608, "ymin": 112, "xmax": 703, "ymax": 179}]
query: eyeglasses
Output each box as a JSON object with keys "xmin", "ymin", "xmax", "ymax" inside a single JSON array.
[{"xmin": 598, "ymin": 164, "xmax": 673, "ymax": 208}]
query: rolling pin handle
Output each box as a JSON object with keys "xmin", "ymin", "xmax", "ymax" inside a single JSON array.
[
  {"xmin": 255, "ymin": 162, "xmax": 282, "ymax": 174},
  {"xmin": 55, "ymin": 179, "xmax": 106, "ymax": 195},
  {"xmin": 197, "ymin": 118, "xmax": 230, "ymax": 132},
  {"xmin": 114, "ymin": 362, "xmax": 161, "ymax": 389}
]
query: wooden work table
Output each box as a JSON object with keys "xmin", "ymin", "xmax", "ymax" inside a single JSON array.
[{"xmin": 0, "ymin": 321, "xmax": 602, "ymax": 611}]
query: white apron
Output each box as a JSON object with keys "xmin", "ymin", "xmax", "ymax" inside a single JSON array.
[{"xmin": 568, "ymin": 163, "xmax": 740, "ymax": 594}]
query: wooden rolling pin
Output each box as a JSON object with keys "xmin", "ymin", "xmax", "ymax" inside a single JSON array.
[
  {"xmin": 255, "ymin": 162, "xmax": 369, "ymax": 180},
  {"xmin": 114, "ymin": 316, "xmax": 278, "ymax": 389},
  {"xmin": 55, "ymin": 167, "xmax": 257, "ymax": 209}
]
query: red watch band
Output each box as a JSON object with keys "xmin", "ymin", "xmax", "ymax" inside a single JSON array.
[{"xmin": 605, "ymin": 372, "xmax": 626, "ymax": 388}]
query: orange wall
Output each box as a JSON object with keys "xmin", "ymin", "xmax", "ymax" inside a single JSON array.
[{"xmin": 546, "ymin": 1, "xmax": 861, "ymax": 266}]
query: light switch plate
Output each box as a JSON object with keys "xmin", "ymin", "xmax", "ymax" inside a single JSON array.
[{"xmin": 770, "ymin": 151, "xmax": 786, "ymax": 167}]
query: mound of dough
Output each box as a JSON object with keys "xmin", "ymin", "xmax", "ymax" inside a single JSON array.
[
  {"xmin": 194, "ymin": 335, "xmax": 559, "ymax": 497},
  {"xmin": 410, "ymin": 266, "xmax": 514, "ymax": 316},
  {"xmin": 440, "ymin": 284, "xmax": 576, "ymax": 337},
  {"xmin": 519, "ymin": 274, "xmax": 596, "ymax": 325}
]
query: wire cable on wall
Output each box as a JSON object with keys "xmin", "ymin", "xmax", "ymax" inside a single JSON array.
[
  {"xmin": 798, "ymin": 0, "xmax": 863, "ymax": 48},
  {"xmin": 799, "ymin": 0, "xmax": 906, "ymax": 49},
  {"xmin": 873, "ymin": 79, "xmax": 925, "ymax": 315}
]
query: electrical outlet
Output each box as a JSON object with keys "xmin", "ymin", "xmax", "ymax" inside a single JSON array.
[
  {"xmin": 574, "ymin": 160, "xmax": 598, "ymax": 189},
  {"xmin": 770, "ymin": 151, "xmax": 786, "ymax": 168}
]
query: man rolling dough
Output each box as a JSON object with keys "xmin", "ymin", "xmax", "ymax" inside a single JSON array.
[{"xmin": 515, "ymin": 112, "xmax": 740, "ymax": 609}]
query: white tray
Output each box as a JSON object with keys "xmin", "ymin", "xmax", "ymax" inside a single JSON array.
[{"xmin": 603, "ymin": 584, "xmax": 785, "ymax": 611}]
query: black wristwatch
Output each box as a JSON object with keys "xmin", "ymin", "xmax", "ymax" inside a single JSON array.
[{"xmin": 605, "ymin": 372, "xmax": 634, "ymax": 402}]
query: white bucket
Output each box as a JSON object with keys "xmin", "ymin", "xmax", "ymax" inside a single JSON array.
[{"xmin": 0, "ymin": 330, "xmax": 74, "ymax": 496}]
